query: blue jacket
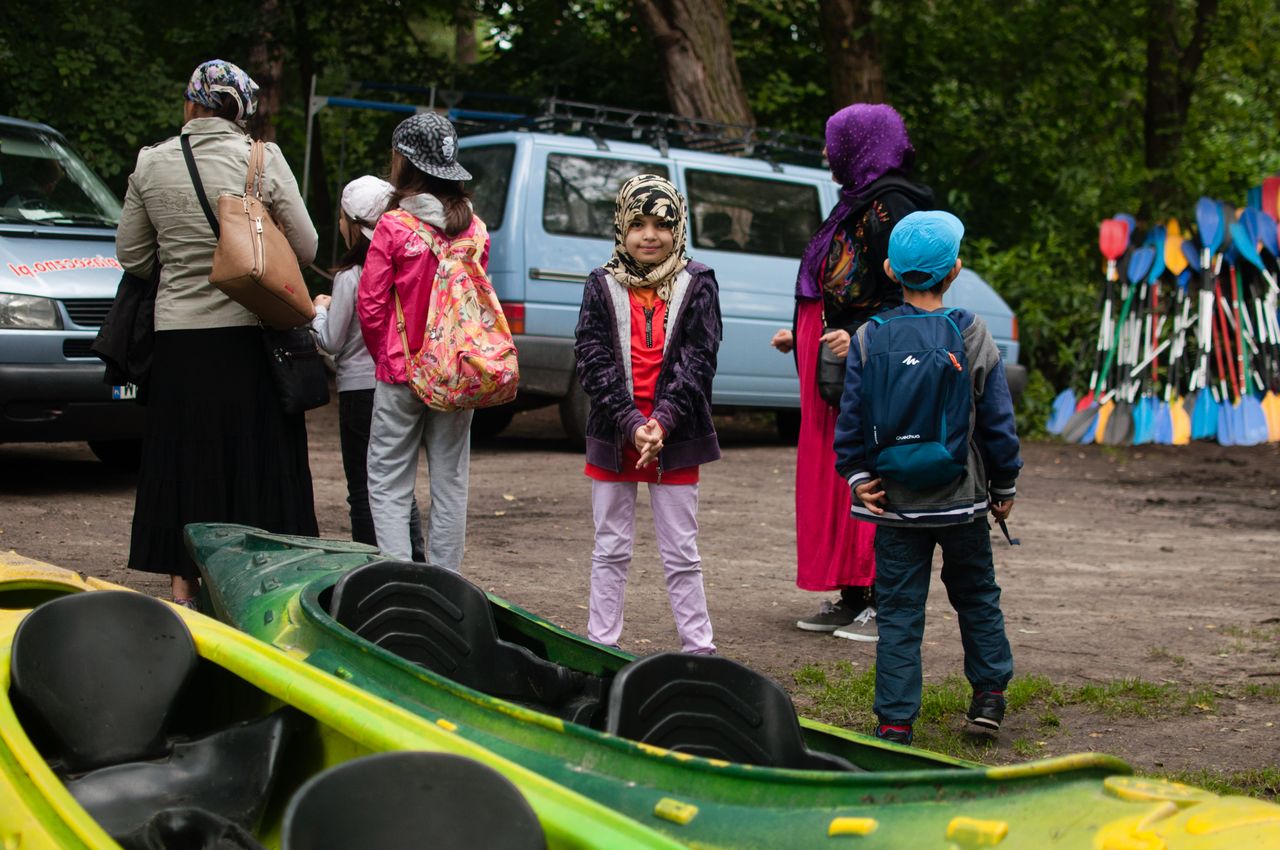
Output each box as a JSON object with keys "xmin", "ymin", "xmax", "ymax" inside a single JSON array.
[
  {"xmin": 834, "ymin": 304, "xmax": 1021, "ymax": 526},
  {"xmin": 574, "ymin": 261, "xmax": 722, "ymax": 474}
]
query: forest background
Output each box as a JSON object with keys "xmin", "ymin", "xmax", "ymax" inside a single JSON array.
[{"xmin": 3, "ymin": 0, "xmax": 1279, "ymax": 430}]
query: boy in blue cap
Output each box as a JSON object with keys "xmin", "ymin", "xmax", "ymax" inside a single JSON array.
[{"xmin": 832, "ymin": 210, "xmax": 1022, "ymax": 745}]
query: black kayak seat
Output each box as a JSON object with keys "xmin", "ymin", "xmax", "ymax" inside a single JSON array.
[
  {"xmin": 10, "ymin": 591, "xmax": 295, "ymax": 843},
  {"xmin": 328, "ymin": 561, "xmax": 592, "ymax": 713},
  {"xmin": 121, "ymin": 807, "xmax": 267, "ymax": 850},
  {"xmin": 283, "ymin": 751, "xmax": 546, "ymax": 850},
  {"xmin": 605, "ymin": 652, "xmax": 855, "ymax": 771}
]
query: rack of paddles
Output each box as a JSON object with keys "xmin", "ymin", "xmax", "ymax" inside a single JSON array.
[{"xmin": 1050, "ymin": 181, "xmax": 1280, "ymax": 447}]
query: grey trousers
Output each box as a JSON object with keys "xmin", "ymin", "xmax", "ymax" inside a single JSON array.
[{"xmin": 367, "ymin": 381, "xmax": 473, "ymax": 569}]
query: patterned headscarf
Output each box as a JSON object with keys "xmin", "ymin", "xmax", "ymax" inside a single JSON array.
[
  {"xmin": 602, "ymin": 174, "xmax": 689, "ymax": 302},
  {"xmin": 185, "ymin": 60, "xmax": 259, "ymax": 126}
]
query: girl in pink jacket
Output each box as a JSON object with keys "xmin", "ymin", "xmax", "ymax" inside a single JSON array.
[{"xmin": 358, "ymin": 113, "xmax": 489, "ymax": 569}]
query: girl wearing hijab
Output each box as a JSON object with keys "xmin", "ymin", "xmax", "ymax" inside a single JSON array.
[
  {"xmin": 770, "ymin": 104, "xmax": 935, "ymax": 640},
  {"xmin": 116, "ymin": 59, "xmax": 319, "ymax": 607},
  {"xmin": 573, "ymin": 174, "xmax": 722, "ymax": 655}
]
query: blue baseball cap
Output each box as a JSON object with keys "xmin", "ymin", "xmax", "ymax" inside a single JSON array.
[{"xmin": 888, "ymin": 211, "xmax": 965, "ymax": 290}]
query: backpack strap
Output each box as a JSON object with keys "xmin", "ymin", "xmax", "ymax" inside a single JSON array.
[
  {"xmin": 386, "ymin": 209, "xmax": 488, "ymax": 265},
  {"xmin": 179, "ymin": 135, "xmax": 220, "ymax": 238}
]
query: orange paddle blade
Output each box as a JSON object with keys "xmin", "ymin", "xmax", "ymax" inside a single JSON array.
[
  {"xmin": 1164, "ymin": 223, "xmax": 1188, "ymax": 275},
  {"xmin": 1263, "ymin": 390, "xmax": 1280, "ymax": 442},
  {"xmin": 1170, "ymin": 396, "xmax": 1192, "ymax": 445}
]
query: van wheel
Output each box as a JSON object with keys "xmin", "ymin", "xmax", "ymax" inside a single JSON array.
[
  {"xmin": 89, "ymin": 439, "xmax": 143, "ymax": 472},
  {"xmin": 559, "ymin": 376, "xmax": 591, "ymax": 449},
  {"xmin": 471, "ymin": 406, "xmax": 516, "ymax": 442},
  {"xmin": 774, "ymin": 410, "xmax": 801, "ymax": 444}
]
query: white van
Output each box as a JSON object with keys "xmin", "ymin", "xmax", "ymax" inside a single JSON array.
[{"xmin": 0, "ymin": 115, "xmax": 144, "ymax": 468}]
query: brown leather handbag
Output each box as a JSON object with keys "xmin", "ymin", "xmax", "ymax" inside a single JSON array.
[{"xmin": 180, "ymin": 136, "xmax": 314, "ymax": 329}]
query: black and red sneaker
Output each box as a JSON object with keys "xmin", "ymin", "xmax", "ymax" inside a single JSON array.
[
  {"xmin": 875, "ymin": 723, "xmax": 913, "ymax": 745},
  {"xmin": 966, "ymin": 691, "xmax": 1006, "ymax": 731}
]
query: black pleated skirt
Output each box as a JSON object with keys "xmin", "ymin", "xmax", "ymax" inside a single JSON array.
[{"xmin": 128, "ymin": 327, "xmax": 318, "ymax": 579}]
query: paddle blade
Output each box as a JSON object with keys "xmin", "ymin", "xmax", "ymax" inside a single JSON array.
[
  {"xmin": 1132, "ymin": 397, "xmax": 1155, "ymax": 445},
  {"xmin": 1047, "ymin": 389, "xmax": 1077, "ymax": 434},
  {"xmin": 1061, "ymin": 404, "xmax": 1098, "ymax": 444},
  {"xmin": 1240, "ymin": 396, "xmax": 1269, "ymax": 446},
  {"xmin": 1216, "ymin": 401, "xmax": 1238, "ymax": 446},
  {"xmin": 1114, "ymin": 213, "xmax": 1137, "ymax": 241},
  {"xmin": 1196, "ymin": 197, "xmax": 1223, "ymax": 253},
  {"xmin": 1263, "ymin": 391, "xmax": 1280, "ymax": 442},
  {"xmin": 1170, "ymin": 396, "xmax": 1192, "ymax": 445},
  {"xmin": 1099, "ymin": 219, "xmax": 1128, "ymax": 261},
  {"xmin": 1145, "ymin": 226, "xmax": 1166, "ymax": 282},
  {"xmin": 1164, "ymin": 225, "xmax": 1188, "ymax": 274},
  {"xmin": 1264, "ymin": 177, "xmax": 1280, "ymax": 221},
  {"xmin": 1152, "ymin": 399, "xmax": 1174, "ymax": 445},
  {"xmin": 1075, "ymin": 390, "xmax": 1096, "ymax": 412},
  {"xmin": 1257, "ymin": 211, "xmax": 1279, "ymax": 260},
  {"xmin": 1191, "ymin": 390, "xmax": 1218, "ymax": 440},
  {"xmin": 1229, "ymin": 221, "xmax": 1264, "ymax": 272},
  {"xmin": 1181, "ymin": 239, "xmax": 1201, "ymax": 273},
  {"xmin": 1127, "ymin": 246, "xmax": 1156, "ymax": 285},
  {"xmin": 1100, "ymin": 400, "xmax": 1133, "ymax": 446}
]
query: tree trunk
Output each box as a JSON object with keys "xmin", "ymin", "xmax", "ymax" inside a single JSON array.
[
  {"xmin": 1143, "ymin": 0, "xmax": 1217, "ymax": 212},
  {"xmin": 817, "ymin": 0, "xmax": 885, "ymax": 110},
  {"xmin": 247, "ymin": 0, "xmax": 285, "ymax": 143},
  {"xmin": 633, "ymin": 0, "xmax": 754, "ymax": 126},
  {"xmin": 455, "ymin": 0, "xmax": 478, "ymax": 66}
]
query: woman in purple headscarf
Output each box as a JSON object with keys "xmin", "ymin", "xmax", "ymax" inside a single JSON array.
[{"xmin": 770, "ymin": 104, "xmax": 935, "ymax": 640}]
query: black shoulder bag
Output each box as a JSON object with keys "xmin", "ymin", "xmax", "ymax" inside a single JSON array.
[{"xmin": 180, "ymin": 135, "xmax": 329, "ymax": 415}]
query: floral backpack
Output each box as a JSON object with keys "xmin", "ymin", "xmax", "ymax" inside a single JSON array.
[{"xmin": 389, "ymin": 210, "xmax": 519, "ymax": 411}]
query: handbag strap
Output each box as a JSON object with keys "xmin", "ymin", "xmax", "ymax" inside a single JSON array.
[
  {"xmin": 179, "ymin": 135, "xmax": 220, "ymax": 238},
  {"xmin": 244, "ymin": 140, "xmax": 266, "ymax": 198},
  {"xmin": 392, "ymin": 287, "xmax": 413, "ymax": 366}
]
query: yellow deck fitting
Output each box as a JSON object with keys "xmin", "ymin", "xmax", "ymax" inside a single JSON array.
[
  {"xmin": 828, "ymin": 816, "xmax": 878, "ymax": 837},
  {"xmin": 435, "ymin": 718, "xmax": 457, "ymax": 732},
  {"xmin": 946, "ymin": 816, "xmax": 1009, "ymax": 846},
  {"xmin": 653, "ymin": 798, "xmax": 698, "ymax": 825}
]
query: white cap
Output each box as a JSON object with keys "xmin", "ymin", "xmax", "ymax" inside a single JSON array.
[{"xmin": 340, "ymin": 175, "xmax": 393, "ymax": 240}]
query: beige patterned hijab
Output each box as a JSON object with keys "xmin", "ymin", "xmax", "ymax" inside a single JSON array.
[{"xmin": 603, "ymin": 174, "xmax": 689, "ymax": 302}]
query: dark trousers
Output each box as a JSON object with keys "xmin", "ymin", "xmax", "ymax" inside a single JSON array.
[
  {"xmin": 338, "ymin": 389, "xmax": 425, "ymax": 562},
  {"xmin": 873, "ymin": 518, "xmax": 1012, "ymax": 723}
]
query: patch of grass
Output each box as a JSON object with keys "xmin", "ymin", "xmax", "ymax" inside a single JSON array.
[
  {"xmin": 1239, "ymin": 682, "xmax": 1280, "ymax": 702},
  {"xmin": 1146, "ymin": 646, "xmax": 1187, "ymax": 666},
  {"xmin": 1155, "ymin": 767, "xmax": 1280, "ymax": 801},
  {"xmin": 1011, "ymin": 737, "xmax": 1038, "ymax": 758}
]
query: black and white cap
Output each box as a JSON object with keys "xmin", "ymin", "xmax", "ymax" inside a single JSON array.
[{"xmin": 391, "ymin": 112, "xmax": 472, "ymax": 182}]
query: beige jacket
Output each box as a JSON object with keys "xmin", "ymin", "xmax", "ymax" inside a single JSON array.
[{"xmin": 115, "ymin": 118, "xmax": 318, "ymax": 331}]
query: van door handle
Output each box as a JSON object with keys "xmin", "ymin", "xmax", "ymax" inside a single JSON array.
[{"xmin": 529, "ymin": 268, "xmax": 587, "ymax": 283}]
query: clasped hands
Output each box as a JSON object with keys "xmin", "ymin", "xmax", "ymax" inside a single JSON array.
[{"xmin": 633, "ymin": 419, "xmax": 664, "ymax": 469}]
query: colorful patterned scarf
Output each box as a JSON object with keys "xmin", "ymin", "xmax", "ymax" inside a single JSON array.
[
  {"xmin": 603, "ymin": 174, "xmax": 689, "ymax": 302},
  {"xmin": 185, "ymin": 59, "xmax": 259, "ymax": 126}
]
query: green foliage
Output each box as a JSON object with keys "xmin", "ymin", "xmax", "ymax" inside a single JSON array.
[{"xmin": 1157, "ymin": 767, "xmax": 1280, "ymax": 801}]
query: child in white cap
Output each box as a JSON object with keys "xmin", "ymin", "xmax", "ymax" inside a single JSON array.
[{"xmin": 312, "ymin": 176, "xmax": 424, "ymax": 559}]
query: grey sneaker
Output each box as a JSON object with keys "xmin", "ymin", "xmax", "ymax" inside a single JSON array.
[
  {"xmin": 795, "ymin": 599, "xmax": 859, "ymax": 632},
  {"xmin": 832, "ymin": 607, "xmax": 878, "ymax": 642}
]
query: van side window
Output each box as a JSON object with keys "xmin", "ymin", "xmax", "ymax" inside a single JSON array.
[
  {"xmin": 462, "ymin": 144, "xmax": 515, "ymax": 231},
  {"xmin": 543, "ymin": 154, "xmax": 669, "ymax": 239},
  {"xmin": 686, "ymin": 170, "xmax": 820, "ymax": 258}
]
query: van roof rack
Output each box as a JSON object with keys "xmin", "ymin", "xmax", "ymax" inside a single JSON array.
[{"xmin": 452, "ymin": 97, "xmax": 826, "ymax": 170}]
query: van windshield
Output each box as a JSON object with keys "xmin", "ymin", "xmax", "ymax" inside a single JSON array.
[{"xmin": 0, "ymin": 125, "xmax": 121, "ymax": 227}]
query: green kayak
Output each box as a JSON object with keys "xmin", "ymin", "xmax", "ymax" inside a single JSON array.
[{"xmin": 188, "ymin": 523, "xmax": 1280, "ymax": 850}]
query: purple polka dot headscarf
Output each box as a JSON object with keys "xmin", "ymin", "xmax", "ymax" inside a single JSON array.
[
  {"xmin": 795, "ymin": 104, "xmax": 915, "ymax": 299},
  {"xmin": 185, "ymin": 59, "xmax": 259, "ymax": 125}
]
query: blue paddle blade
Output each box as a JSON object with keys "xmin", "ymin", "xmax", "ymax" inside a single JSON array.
[
  {"xmin": 1192, "ymin": 390, "xmax": 1218, "ymax": 440},
  {"xmin": 1242, "ymin": 208, "xmax": 1267, "ymax": 246},
  {"xmin": 1177, "ymin": 269, "xmax": 1191, "ymax": 290},
  {"xmin": 1241, "ymin": 397, "xmax": 1269, "ymax": 446},
  {"xmin": 1219, "ymin": 203, "xmax": 1236, "ymax": 254},
  {"xmin": 1181, "ymin": 239, "xmax": 1202, "ymax": 273},
  {"xmin": 1127, "ymin": 246, "xmax": 1156, "ymax": 285},
  {"xmin": 1248, "ymin": 186, "xmax": 1263, "ymax": 210},
  {"xmin": 1115, "ymin": 213, "xmax": 1137, "ymax": 240},
  {"xmin": 1196, "ymin": 197, "xmax": 1223, "ymax": 253},
  {"xmin": 1132, "ymin": 397, "xmax": 1154, "ymax": 445},
  {"xmin": 1146, "ymin": 226, "xmax": 1166, "ymax": 282},
  {"xmin": 1231, "ymin": 221, "xmax": 1265, "ymax": 272},
  {"xmin": 1047, "ymin": 389, "xmax": 1076, "ymax": 434},
  {"xmin": 1257, "ymin": 211, "xmax": 1279, "ymax": 259},
  {"xmin": 1153, "ymin": 400, "xmax": 1173, "ymax": 445},
  {"xmin": 1217, "ymin": 402, "xmax": 1237, "ymax": 446}
]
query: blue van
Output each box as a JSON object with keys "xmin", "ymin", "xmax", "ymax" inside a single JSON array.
[
  {"xmin": 0, "ymin": 115, "xmax": 144, "ymax": 468},
  {"xmin": 457, "ymin": 130, "xmax": 1025, "ymax": 439}
]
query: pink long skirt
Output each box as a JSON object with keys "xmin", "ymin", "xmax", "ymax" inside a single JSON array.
[{"xmin": 793, "ymin": 298, "xmax": 876, "ymax": 591}]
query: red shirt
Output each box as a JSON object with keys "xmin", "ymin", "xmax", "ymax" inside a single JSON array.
[{"xmin": 585, "ymin": 288, "xmax": 698, "ymax": 484}]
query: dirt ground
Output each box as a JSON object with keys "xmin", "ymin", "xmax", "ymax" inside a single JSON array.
[{"xmin": 2, "ymin": 400, "xmax": 1278, "ymax": 779}]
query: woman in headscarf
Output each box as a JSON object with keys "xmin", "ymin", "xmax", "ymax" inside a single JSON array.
[
  {"xmin": 770, "ymin": 104, "xmax": 935, "ymax": 641},
  {"xmin": 115, "ymin": 59, "xmax": 320, "ymax": 607}
]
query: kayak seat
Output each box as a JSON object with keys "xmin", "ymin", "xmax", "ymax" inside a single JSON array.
[
  {"xmin": 605, "ymin": 652, "xmax": 855, "ymax": 771},
  {"xmin": 10, "ymin": 591, "xmax": 299, "ymax": 842},
  {"xmin": 120, "ymin": 807, "xmax": 267, "ymax": 850},
  {"xmin": 329, "ymin": 561, "xmax": 596, "ymax": 715},
  {"xmin": 283, "ymin": 751, "xmax": 546, "ymax": 850}
]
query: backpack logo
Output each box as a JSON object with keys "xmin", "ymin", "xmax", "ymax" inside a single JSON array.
[
  {"xmin": 860, "ymin": 309, "xmax": 971, "ymax": 491},
  {"xmin": 389, "ymin": 211, "xmax": 519, "ymax": 412}
]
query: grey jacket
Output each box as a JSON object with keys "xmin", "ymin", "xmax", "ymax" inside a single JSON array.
[{"xmin": 116, "ymin": 118, "xmax": 317, "ymax": 331}]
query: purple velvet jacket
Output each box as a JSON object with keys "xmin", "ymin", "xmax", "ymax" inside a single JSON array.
[{"xmin": 574, "ymin": 261, "xmax": 722, "ymax": 473}]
